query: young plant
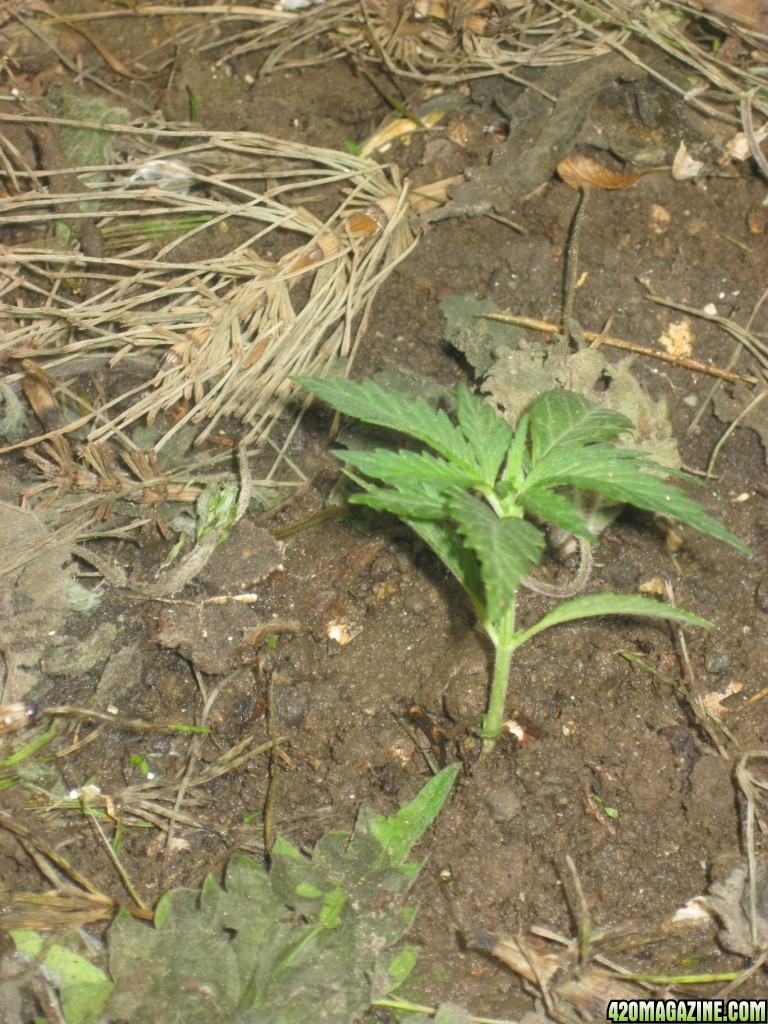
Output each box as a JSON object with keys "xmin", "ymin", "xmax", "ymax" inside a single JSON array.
[{"xmin": 297, "ymin": 378, "xmax": 748, "ymax": 751}]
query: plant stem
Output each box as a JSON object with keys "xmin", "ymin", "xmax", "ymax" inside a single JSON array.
[{"xmin": 478, "ymin": 608, "xmax": 518, "ymax": 754}]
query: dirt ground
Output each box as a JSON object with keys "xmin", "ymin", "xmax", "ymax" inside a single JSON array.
[{"xmin": 1, "ymin": 2, "xmax": 767, "ymax": 1019}]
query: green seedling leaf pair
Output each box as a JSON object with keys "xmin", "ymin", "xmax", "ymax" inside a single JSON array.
[{"xmin": 297, "ymin": 377, "xmax": 748, "ymax": 750}]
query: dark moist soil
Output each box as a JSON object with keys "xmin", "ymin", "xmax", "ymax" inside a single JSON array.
[{"xmin": 2, "ymin": 3, "xmax": 768, "ymax": 1017}]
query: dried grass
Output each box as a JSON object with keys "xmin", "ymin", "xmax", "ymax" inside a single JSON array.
[
  {"xmin": 219, "ymin": 0, "xmax": 628, "ymax": 82},
  {"xmin": 213, "ymin": 0, "xmax": 766, "ymax": 114},
  {"xmin": 560, "ymin": 0, "xmax": 768, "ymax": 119},
  {"xmin": 0, "ymin": 116, "xmax": 415, "ymax": 470}
]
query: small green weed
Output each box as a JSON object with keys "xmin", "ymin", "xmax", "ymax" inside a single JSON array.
[{"xmin": 297, "ymin": 378, "xmax": 748, "ymax": 750}]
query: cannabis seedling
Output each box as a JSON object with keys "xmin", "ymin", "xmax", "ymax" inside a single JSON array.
[{"xmin": 297, "ymin": 379, "xmax": 748, "ymax": 751}]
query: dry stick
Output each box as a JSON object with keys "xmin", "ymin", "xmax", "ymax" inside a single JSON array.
[
  {"xmin": 563, "ymin": 853, "xmax": 592, "ymax": 967},
  {"xmin": 563, "ymin": 187, "xmax": 590, "ymax": 346},
  {"xmin": 163, "ymin": 671, "xmax": 221, "ymax": 861},
  {"xmin": 740, "ymin": 93, "xmax": 768, "ymax": 181},
  {"xmin": 43, "ymin": 704, "xmax": 208, "ymax": 733},
  {"xmin": 717, "ymin": 950, "xmax": 768, "ymax": 998},
  {"xmin": 483, "ymin": 313, "xmax": 758, "ymax": 385},
  {"xmin": 734, "ymin": 753, "xmax": 768, "ymax": 955},
  {"xmin": 663, "ymin": 580, "xmax": 732, "ymax": 759},
  {"xmin": 644, "ymin": 291, "xmax": 768, "ymax": 370},
  {"xmin": 84, "ymin": 808, "xmax": 148, "ymax": 913},
  {"xmin": 263, "ymin": 671, "xmax": 279, "ymax": 856}
]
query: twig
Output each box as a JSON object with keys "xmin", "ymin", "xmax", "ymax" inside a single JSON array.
[
  {"xmin": 163, "ymin": 672, "xmax": 220, "ymax": 861},
  {"xmin": 734, "ymin": 752, "xmax": 768, "ymax": 953},
  {"xmin": 740, "ymin": 93, "xmax": 768, "ymax": 181},
  {"xmin": 563, "ymin": 187, "xmax": 590, "ymax": 345},
  {"xmin": 483, "ymin": 313, "xmax": 758, "ymax": 385}
]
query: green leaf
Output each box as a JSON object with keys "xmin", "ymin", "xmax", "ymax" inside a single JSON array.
[
  {"xmin": 455, "ymin": 384, "xmax": 514, "ymax": 485},
  {"xmin": 297, "ymin": 376, "xmax": 479, "ymax": 474},
  {"xmin": 11, "ymin": 930, "xmax": 114, "ymax": 1024},
  {"xmin": 405, "ymin": 517, "xmax": 486, "ymax": 619},
  {"xmin": 339, "ymin": 447, "xmax": 476, "ymax": 495},
  {"xmin": 384, "ymin": 945, "xmax": 420, "ymax": 989},
  {"xmin": 525, "ymin": 446, "xmax": 749, "ymax": 553},
  {"xmin": 515, "ymin": 592, "xmax": 713, "ymax": 647},
  {"xmin": 517, "ymin": 486, "xmax": 595, "ymax": 541},
  {"xmin": 528, "ymin": 390, "xmax": 633, "ymax": 462},
  {"xmin": 362, "ymin": 763, "xmax": 460, "ymax": 866},
  {"xmin": 449, "ymin": 491, "xmax": 545, "ymax": 623},
  {"xmin": 105, "ymin": 768, "xmax": 459, "ymax": 1024},
  {"xmin": 499, "ymin": 410, "xmax": 530, "ymax": 488},
  {"xmin": 348, "ymin": 483, "xmax": 449, "ymax": 520}
]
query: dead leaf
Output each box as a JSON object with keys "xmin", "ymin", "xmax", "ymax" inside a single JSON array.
[
  {"xmin": 702, "ymin": 681, "xmax": 743, "ymax": 715},
  {"xmin": 557, "ymin": 154, "xmax": 643, "ymax": 190},
  {"xmin": 672, "ymin": 141, "xmax": 704, "ymax": 181}
]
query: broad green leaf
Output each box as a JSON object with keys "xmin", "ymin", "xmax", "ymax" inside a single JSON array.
[
  {"xmin": 524, "ymin": 446, "xmax": 749, "ymax": 553},
  {"xmin": 348, "ymin": 483, "xmax": 449, "ymax": 520},
  {"xmin": 517, "ymin": 486, "xmax": 595, "ymax": 541},
  {"xmin": 382, "ymin": 945, "xmax": 420, "ymax": 990},
  {"xmin": 528, "ymin": 390, "xmax": 633, "ymax": 463},
  {"xmin": 455, "ymin": 384, "xmax": 514, "ymax": 485},
  {"xmin": 515, "ymin": 592, "xmax": 713, "ymax": 647},
  {"xmin": 449, "ymin": 491, "xmax": 545, "ymax": 622},
  {"xmin": 297, "ymin": 376, "xmax": 479, "ymax": 474}
]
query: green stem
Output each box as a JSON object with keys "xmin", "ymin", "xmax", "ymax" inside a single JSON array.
[{"xmin": 478, "ymin": 608, "xmax": 519, "ymax": 754}]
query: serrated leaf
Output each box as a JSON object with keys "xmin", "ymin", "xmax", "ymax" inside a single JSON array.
[
  {"xmin": 449, "ymin": 491, "xmax": 545, "ymax": 621},
  {"xmin": 518, "ymin": 486, "xmax": 595, "ymax": 541},
  {"xmin": 455, "ymin": 384, "xmax": 515, "ymax": 485},
  {"xmin": 339, "ymin": 447, "xmax": 476, "ymax": 494},
  {"xmin": 515, "ymin": 592, "xmax": 713, "ymax": 647},
  {"xmin": 525, "ymin": 445, "xmax": 749, "ymax": 553},
  {"xmin": 528, "ymin": 390, "xmax": 633, "ymax": 463},
  {"xmin": 297, "ymin": 376, "xmax": 479, "ymax": 474},
  {"xmin": 500, "ymin": 410, "xmax": 530, "ymax": 488},
  {"xmin": 406, "ymin": 516, "xmax": 486, "ymax": 619},
  {"xmin": 106, "ymin": 767, "xmax": 458, "ymax": 1024},
  {"xmin": 348, "ymin": 483, "xmax": 448, "ymax": 520}
]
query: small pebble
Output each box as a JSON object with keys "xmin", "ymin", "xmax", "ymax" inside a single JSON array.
[
  {"xmin": 755, "ymin": 581, "xmax": 768, "ymax": 613},
  {"xmin": 705, "ymin": 652, "xmax": 731, "ymax": 674},
  {"xmin": 485, "ymin": 785, "xmax": 522, "ymax": 823}
]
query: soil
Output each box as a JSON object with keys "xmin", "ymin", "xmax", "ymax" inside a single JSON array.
[{"xmin": 1, "ymin": 2, "xmax": 767, "ymax": 1019}]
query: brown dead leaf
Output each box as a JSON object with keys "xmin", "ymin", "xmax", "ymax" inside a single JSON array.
[
  {"xmin": 558, "ymin": 153, "xmax": 644, "ymax": 190},
  {"xmin": 702, "ymin": 681, "xmax": 743, "ymax": 715}
]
